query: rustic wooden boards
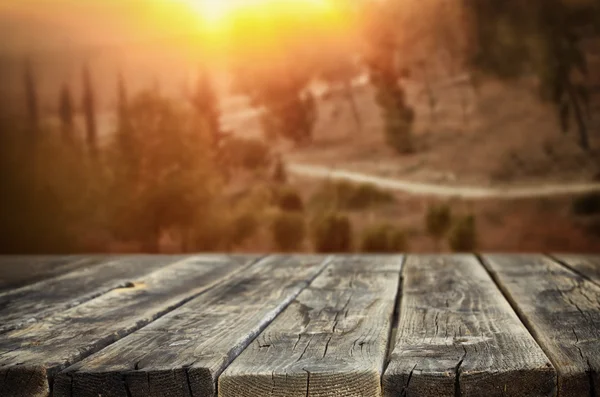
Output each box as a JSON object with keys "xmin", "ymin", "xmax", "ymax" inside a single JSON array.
[
  {"xmin": 384, "ymin": 255, "xmax": 555, "ymax": 397},
  {"xmin": 54, "ymin": 255, "xmax": 329, "ymax": 397},
  {"xmin": 552, "ymin": 254, "xmax": 600, "ymax": 286},
  {"xmin": 483, "ymin": 254, "xmax": 600, "ymax": 397},
  {"xmin": 219, "ymin": 255, "xmax": 404, "ymax": 397},
  {"xmin": 0, "ymin": 255, "xmax": 190, "ymax": 333},
  {"xmin": 0, "ymin": 256, "xmax": 106, "ymax": 292},
  {"xmin": 0, "ymin": 255, "xmax": 251, "ymax": 397}
]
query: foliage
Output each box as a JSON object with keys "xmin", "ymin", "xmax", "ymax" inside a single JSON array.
[
  {"xmin": 572, "ymin": 193, "xmax": 600, "ymax": 216},
  {"xmin": 230, "ymin": 211, "xmax": 260, "ymax": 246},
  {"xmin": 106, "ymin": 90, "xmax": 221, "ymax": 252},
  {"xmin": 311, "ymin": 181, "xmax": 395, "ymax": 211},
  {"xmin": 311, "ymin": 212, "xmax": 353, "ymax": 253},
  {"xmin": 425, "ymin": 204, "xmax": 453, "ymax": 249},
  {"xmin": 0, "ymin": 119, "xmax": 102, "ymax": 253},
  {"xmin": 360, "ymin": 224, "xmax": 409, "ymax": 253},
  {"xmin": 189, "ymin": 67, "xmax": 223, "ymax": 148},
  {"xmin": 271, "ymin": 212, "xmax": 306, "ymax": 252},
  {"xmin": 448, "ymin": 215, "xmax": 478, "ymax": 252},
  {"xmin": 465, "ymin": 0, "xmax": 600, "ymax": 150},
  {"xmin": 219, "ymin": 137, "xmax": 272, "ymax": 171},
  {"xmin": 233, "ymin": 53, "xmax": 318, "ymax": 145},
  {"xmin": 272, "ymin": 155, "xmax": 288, "ymax": 184},
  {"xmin": 24, "ymin": 59, "xmax": 39, "ymax": 132},
  {"xmin": 58, "ymin": 83, "xmax": 74, "ymax": 142},
  {"xmin": 276, "ymin": 187, "xmax": 305, "ymax": 213},
  {"xmin": 82, "ymin": 64, "xmax": 98, "ymax": 156},
  {"xmin": 363, "ymin": 6, "xmax": 416, "ymax": 154}
]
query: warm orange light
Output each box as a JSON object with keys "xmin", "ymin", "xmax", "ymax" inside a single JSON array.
[{"xmin": 175, "ymin": 0, "xmax": 346, "ymax": 34}]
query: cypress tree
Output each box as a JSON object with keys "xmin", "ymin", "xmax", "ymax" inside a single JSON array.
[
  {"xmin": 58, "ymin": 83, "xmax": 74, "ymax": 143},
  {"xmin": 191, "ymin": 66, "xmax": 222, "ymax": 148},
  {"xmin": 117, "ymin": 71, "xmax": 128, "ymax": 121},
  {"xmin": 82, "ymin": 63, "xmax": 98, "ymax": 157},
  {"xmin": 24, "ymin": 58, "xmax": 39, "ymax": 134}
]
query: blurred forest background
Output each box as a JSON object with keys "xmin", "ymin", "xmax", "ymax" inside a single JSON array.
[{"xmin": 1, "ymin": 0, "xmax": 600, "ymax": 254}]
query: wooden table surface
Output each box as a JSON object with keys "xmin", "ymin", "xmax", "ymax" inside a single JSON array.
[{"xmin": 0, "ymin": 254, "xmax": 598, "ymax": 397}]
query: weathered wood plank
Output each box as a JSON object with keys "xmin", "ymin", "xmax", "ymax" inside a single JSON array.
[
  {"xmin": 0, "ymin": 255, "xmax": 195, "ymax": 333},
  {"xmin": 384, "ymin": 255, "xmax": 555, "ymax": 397},
  {"xmin": 219, "ymin": 255, "xmax": 403, "ymax": 397},
  {"xmin": 0, "ymin": 256, "xmax": 104, "ymax": 292},
  {"xmin": 483, "ymin": 254, "xmax": 600, "ymax": 397},
  {"xmin": 0, "ymin": 255, "xmax": 251, "ymax": 397},
  {"xmin": 54, "ymin": 255, "xmax": 329, "ymax": 397},
  {"xmin": 552, "ymin": 254, "xmax": 600, "ymax": 287}
]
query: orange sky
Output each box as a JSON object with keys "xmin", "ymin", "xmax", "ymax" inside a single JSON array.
[{"xmin": 0, "ymin": 0, "xmax": 356, "ymax": 54}]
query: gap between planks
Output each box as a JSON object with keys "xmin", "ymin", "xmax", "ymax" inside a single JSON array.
[{"xmin": 0, "ymin": 255, "xmax": 262, "ymax": 397}]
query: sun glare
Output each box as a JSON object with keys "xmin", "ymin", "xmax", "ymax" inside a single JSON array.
[{"xmin": 178, "ymin": 0, "xmax": 342, "ymax": 32}]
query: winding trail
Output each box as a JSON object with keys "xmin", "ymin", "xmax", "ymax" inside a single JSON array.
[{"xmin": 288, "ymin": 163, "xmax": 600, "ymax": 200}]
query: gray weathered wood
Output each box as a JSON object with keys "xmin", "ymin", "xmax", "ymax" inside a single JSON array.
[
  {"xmin": 384, "ymin": 255, "xmax": 556, "ymax": 397},
  {"xmin": 0, "ymin": 256, "xmax": 105, "ymax": 292},
  {"xmin": 219, "ymin": 255, "xmax": 404, "ymax": 397},
  {"xmin": 0, "ymin": 255, "xmax": 192, "ymax": 333},
  {"xmin": 54, "ymin": 255, "xmax": 329, "ymax": 397},
  {"xmin": 0, "ymin": 255, "xmax": 251, "ymax": 397},
  {"xmin": 483, "ymin": 254, "xmax": 600, "ymax": 397},
  {"xmin": 552, "ymin": 254, "xmax": 600, "ymax": 287}
]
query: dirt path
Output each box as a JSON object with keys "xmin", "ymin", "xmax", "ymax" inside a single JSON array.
[{"xmin": 288, "ymin": 163, "xmax": 600, "ymax": 199}]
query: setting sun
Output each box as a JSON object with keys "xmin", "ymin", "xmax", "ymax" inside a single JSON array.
[{"xmin": 177, "ymin": 0, "xmax": 345, "ymax": 33}]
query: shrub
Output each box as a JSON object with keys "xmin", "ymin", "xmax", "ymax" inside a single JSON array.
[
  {"xmin": 572, "ymin": 193, "xmax": 600, "ymax": 216},
  {"xmin": 311, "ymin": 213, "xmax": 353, "ymax": 253},
  {"xmin": 231, "ymin": 211, "xmax": 259, "ymax": 246},
  {"xmin": 448, "ymin": 215, "xmax": 478, "ymax": 252},
  {"xmin": 310, "ymin": 181, "xmax": 394, "ymax": 211},
  {"xmin": 360, "ymin": 224, "xmax": 409, "ymax": 253},
  {"xmin": 384, "ymin": 107, "xmax": 416, "ymax": 154},
  {"xmin": 277, "ymin": 187, "xmax": 305, "ymax": 212},
  {"xmin": 219, "ymin": 137, "xmax": 271, "ymax": 171},
  {"xmin": 425, "ymin": 204, "xmax": 453, "ymax": 250},
  {"xmin": 271, "ymin": 212, "xmax": 306, "ymax": 252},
  {"xmin": 272, "ymin": 155, "xmax": 288, "ymax": 184}
]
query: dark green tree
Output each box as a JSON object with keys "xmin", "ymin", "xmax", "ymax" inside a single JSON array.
[
  {"xmin": 234, "ymin": 58, "xmax": 317, "ymax": 145},
  {"xmin": 82, "ymin": 63, "xmax": 98, "ymax": 157},
  {"xmin": 363, "ymin": 7, "xmax": 416, "ymax": 154},
  {"xmin": 465, "ymin": 0, "xmax": 599, "ymax": 150},
  {"xmin": 190, "ymin": 66, "xmax": 223, "ymax": 148},
  {"xmin": 24, "ymin": 59, "xmax": 39, "ymax": 134},
  {"xmin": 425, "ymin": 204, "xmax": 453, "ymax": 251},
  {"xmin": 58, "ymin": 83, "xmax": 74, "ymax": 142}
]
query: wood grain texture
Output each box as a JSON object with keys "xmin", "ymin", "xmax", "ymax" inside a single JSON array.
[
  {"xmin": 54, "ymin": 255, "xmax": 329, "ymax": 397},
  {"xmin": 219, "ymin": 255, "xmax": 404, "ymax": 397},
  {"xmin": 0, "ymin": 255, "xmax": 251, "ymax": 397},
  {"xmin": 384, "ymin": 255, "xmax": 555, "ymax": 397},
  {"xmin": 552, "ymin": 254, "xmax": 600, "ymax": 287},
  {"xmin": 483, "ymin": 254, "xmax": 600, "ymax": 397},
  {"xmin": 0, "ymin": 255, "xmax": 191, "ymax": 333},
  {"xmin": 0, "ymin": 256, "xmax": 105, "ymax": 292}
]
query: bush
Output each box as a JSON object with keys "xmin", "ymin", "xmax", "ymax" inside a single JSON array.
[
  {"xmin": 231, "ymin": 211, "xmax": 259, "ymax": 246},
  {"xmin": 219, "ymin": 137, "xmax": 271, "ymax": 171},
  {"xmin": 277, "ymin": 187, "xmax": 305, "ymax": 212},
  {"xmin": 311, "ymin": 213, "xmax": 353, "ymax": 253},
  {"xmin": 360, "ymin": 224, "xmax": 409, "ymax": 253},
  {"xmin": 572, "ymin": 193, "xmax": 600, "ymax": 216},
  {"xmin": 385, "ymin": 107, "xmax": 416, "ymax": 154},
  {"xmin": 425, "ymin": 204, "xmax": 452, "ymax": 250},
  {"xmin": 271, "ymin": 212, "xmax": 306, "ymax": 252},
  {"xmin": 448, "ymin": 215, "xmax": 478, "ymax": 252},
  {"xmin": 272, "ymin": 155, "xmax": 287, "ymax": 184},
  {"xmin": 310, "ymin": 181, "xmax": 395, "ymax": 211}
]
